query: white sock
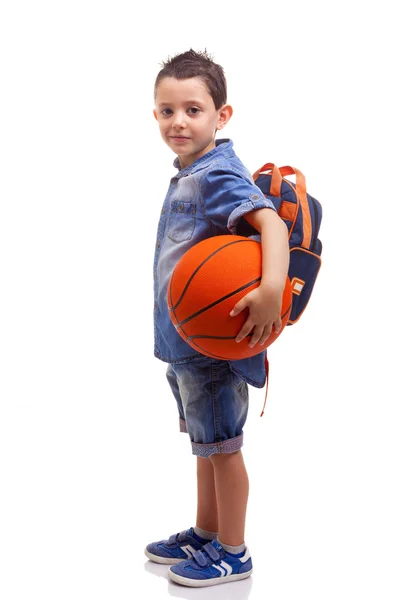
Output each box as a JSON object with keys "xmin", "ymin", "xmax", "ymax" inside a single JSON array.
[
  {"xmin": 217, "ymin": 538, "xmax": 246, "ymax": 554},
  {"xmin": 194, "ymin": 526, "xmax": 218, "ymax": 540}
]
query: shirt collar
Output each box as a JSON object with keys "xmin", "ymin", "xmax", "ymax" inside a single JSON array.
[{"xmin": 172, "ymin": 139, "xmax": 233, "ymax": 177}]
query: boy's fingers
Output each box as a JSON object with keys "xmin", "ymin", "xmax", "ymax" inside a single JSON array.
[
  {"xmin": 249, "ymin": 325, "xmax": 264, "ymax": 348},
  {"xmin": 230, "ymin": 299, "xmax": 247, "ymax": 317},
  {"xmin": 258, "ymin": 325, "xmax": 273, "ymax": 346},
  {"xmin": 259, "ymin": 319, "xmax": 283, "ymax": 345},
  {"xmin": 235, "ymin": 320, "xmax": 254, "ymax": 343},
  {"xmin": 259, "ymin": 327, "xmax": 272, "ymax": 346}
]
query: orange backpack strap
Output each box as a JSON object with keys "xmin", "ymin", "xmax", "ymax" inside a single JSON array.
[
  {"xmin": 252, "ymin": 163, "xmax": 283, "ymax": 197},
  {"xmin": 279, "ymin": 166, "xmax": 312, "ymax": 249}
]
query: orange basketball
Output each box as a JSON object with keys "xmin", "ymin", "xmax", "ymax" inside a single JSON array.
[{"xmin": 167, "ymin": 235, "xmax": 292, "ymax": 360}]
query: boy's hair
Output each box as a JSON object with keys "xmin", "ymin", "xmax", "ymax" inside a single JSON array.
[{"xmin": 154, "ymin": 49, "xmax": 227, "ymax": 109}]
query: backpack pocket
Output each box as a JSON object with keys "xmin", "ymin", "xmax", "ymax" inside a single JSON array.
[{"xmin": 288, "ymin": 247, "xmax": 321, "ymax": 324}]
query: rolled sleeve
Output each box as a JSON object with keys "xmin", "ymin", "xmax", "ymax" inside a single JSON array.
[
  {"xmin": 200, "ymin": 166, "xmax": 276, "ymax": 236},
  {"xmin": 227, "ymin": 194, "xmax": 276, "ymax": 235}
]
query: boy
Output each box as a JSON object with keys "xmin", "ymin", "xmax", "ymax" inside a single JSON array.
[{"xmin": 145, "ymin": 49, "xmax": 289, "ymax": 587}]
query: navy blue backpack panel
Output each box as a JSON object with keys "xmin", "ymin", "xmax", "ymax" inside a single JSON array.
[{"xmin": 253, "ymin": 163, "xmax": 322, "ymax": 324}]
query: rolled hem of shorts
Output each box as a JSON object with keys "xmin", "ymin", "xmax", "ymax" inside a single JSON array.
[
  {"xmin": 179, "ymin": 418, "xmax": 188, "ymax": 433},
  {"xmin": 191, "ymin": 433, "xmax": 244, "ymax": 458}
]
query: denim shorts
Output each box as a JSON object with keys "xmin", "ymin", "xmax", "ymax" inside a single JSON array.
[{"xmin": 166, "ymin": 357, "xmax": 249, "ymax": 458}]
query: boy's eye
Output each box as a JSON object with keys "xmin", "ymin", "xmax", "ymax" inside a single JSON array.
[
  {"xmin": 161, "ymin": 108, "xmax": 173, "ymax": 116},
  {"xmin": 188, "ymin": 107, "xmax": 200, "ymax": 114}
]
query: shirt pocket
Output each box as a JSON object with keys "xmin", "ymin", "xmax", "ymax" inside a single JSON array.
[{"xmin": 167, "ymin": 200, "xmax": 196, "ymax": 243}]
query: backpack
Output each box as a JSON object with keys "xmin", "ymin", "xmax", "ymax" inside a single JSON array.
[{"xmin": 252, "ymin": 163, "xmax": 322, "ymax": 325}]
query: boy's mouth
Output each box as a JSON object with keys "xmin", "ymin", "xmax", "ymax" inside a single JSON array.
[{"xmin": 170, "ymin": 136, "xmax": 190, "ymax": 143}]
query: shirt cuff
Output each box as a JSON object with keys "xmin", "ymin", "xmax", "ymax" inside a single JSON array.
[{"xmin": 227, "ymin": 195, "xmax": 276, "ymax": 235}]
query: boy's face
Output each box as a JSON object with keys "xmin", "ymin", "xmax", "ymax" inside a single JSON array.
[{"xmin": 154, "ymin": 77, "xmax": 232, "ymax": 169}]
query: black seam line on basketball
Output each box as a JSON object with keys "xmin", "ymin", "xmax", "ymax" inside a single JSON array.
[
  {"xmin": 177, "ymin": 322, "xmax": 251, "ymax": 342},
  {"xmin": 188, "ymin": 334, "xmax": 252, "ymax": 341},
  {"xmin": 188, "ymin": 335, "xmax": 237, "ymax": 341},
  {"xmin": 176, "ymin": 277, "xmax": 262, "ymax": 327},
  {"xmin": 188, "ymin": 336, "xmax": 255, "ymax": 360},
  {"xmin": 189, "ymin": 341, "xmax": 227, "ymax": 360},
  {"xmin": 169, "ymin": 239, "xmax": 253, "ymax": 312},
  {"xmin": 180, "ymin": 303, "xmax": 292, "ymax": 340},
  {"xmin": 177, "ymin": 300, "xmax": 292, "ymax": 336}
]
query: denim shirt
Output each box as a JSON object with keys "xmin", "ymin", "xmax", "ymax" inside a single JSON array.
[{"xmin": 153, "ymin": 139, "xmax": 276, "ymax": 388}]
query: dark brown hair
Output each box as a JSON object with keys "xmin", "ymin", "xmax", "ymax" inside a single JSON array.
[{"xmin": 154, "ymin": 49, "xmax": 227, "ymax": 109}]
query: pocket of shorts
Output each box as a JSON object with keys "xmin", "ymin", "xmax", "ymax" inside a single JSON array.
[{"xmin": 167, "ymin": 200, "xmax": 196, "ymax": 243}]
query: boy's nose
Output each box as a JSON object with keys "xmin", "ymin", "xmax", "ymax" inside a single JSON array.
[{"xmin": 172, "ymin": 112, "xmax": 187, "ymax": 129}]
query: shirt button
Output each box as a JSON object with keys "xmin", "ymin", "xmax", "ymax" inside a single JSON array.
[
  {"xmin": 162, "ymin": 207, "xmax": 166, "ymax": 214},
  {"xmin": 156, "ymin": 240, "xmax": 160, "ymax": 249},
  {"xmin": 178, "ymin": 204, "xmax": 184, "ymax": 211}
]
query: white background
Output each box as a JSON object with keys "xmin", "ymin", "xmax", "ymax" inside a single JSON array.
[{"xmin": 1, "ymin": 1, "xmax": 399, "ymax": 599}]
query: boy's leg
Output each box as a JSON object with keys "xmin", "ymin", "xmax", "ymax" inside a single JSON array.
[
  {"xmin": 196, "ymin": 457, "xmax": 218, "ymax": 533},
  {"xmin": 170, "ymin": 359, "xmax": 249, "ymax": 542},
  {"xmin": 209, "ymin": 449, "xmax": 249, "ymax": 546},
  {"xmin": 168, "ymin": 448, "xmax": 252, "ymax": 586},
  {"xmin": 168, "ymin": 361, "xmax": 253, "ymax": 586}
]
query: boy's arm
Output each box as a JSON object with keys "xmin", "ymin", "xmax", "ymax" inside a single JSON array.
[
  {"xmin": 230, "ymin": 208, "xmax": 290, "ymax": 347},
  {"xmin": 244, "ymin": 208, "xmax": 289, "ymax": 291}
]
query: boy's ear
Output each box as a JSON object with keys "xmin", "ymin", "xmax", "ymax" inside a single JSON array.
[
  {"xmin": 153, "ymin": 109, "xmax": 158, "ymax": 121},
  {"xmin": 216, "ymin": 104, "xmax": 233, "ymax": 130}
]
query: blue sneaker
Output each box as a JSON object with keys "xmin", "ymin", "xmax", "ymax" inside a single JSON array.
[
  {"xmin": 168, "ymin": 539, "xmax": 253, "ymax": 587},
  {"xmin": 145, "ymin": 528, "xmax": 207, "ymax": 565}
]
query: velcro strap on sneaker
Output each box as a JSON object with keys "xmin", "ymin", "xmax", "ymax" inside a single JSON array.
[
  {"xmin": 193, "ymin": 549, "xmax": 208, "ymax": 567},
  {"xmin": 167, "ymin": 530, "xmax": 187, "ymax": 545},
  {"xmin": 178, "ymin": 530, "xmax": 189, "ymax": 542},
  {"xmin": 203, "ymin": 542, "xmax": 220, "ymax": 562},
  {"xmin": 167, "ymin": 533, "xmax": 177, "ymax": 545}
]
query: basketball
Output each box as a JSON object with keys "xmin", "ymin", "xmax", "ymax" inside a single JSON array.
[{"xmin": 167, "ymin": 235, "xmax": 292, "ymax": 360}]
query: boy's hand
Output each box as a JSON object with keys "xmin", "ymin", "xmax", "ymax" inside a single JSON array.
[{"xmin": 230, "ymin": 284, "xmax": 283, "ymax": 347}]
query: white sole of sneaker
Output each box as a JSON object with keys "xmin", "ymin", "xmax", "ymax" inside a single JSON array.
[
  {"xmin": 144, "ymin": 548, "xmax": 185, "ymax": 565},
  {"xmin": 168, "ymin": 568, "xmax": 253, "ymax": 587}
]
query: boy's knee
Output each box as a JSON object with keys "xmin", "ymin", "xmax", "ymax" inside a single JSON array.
[{"xmin": 209, "ymin": 449, "xmax": 241, "ymax": 464}]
